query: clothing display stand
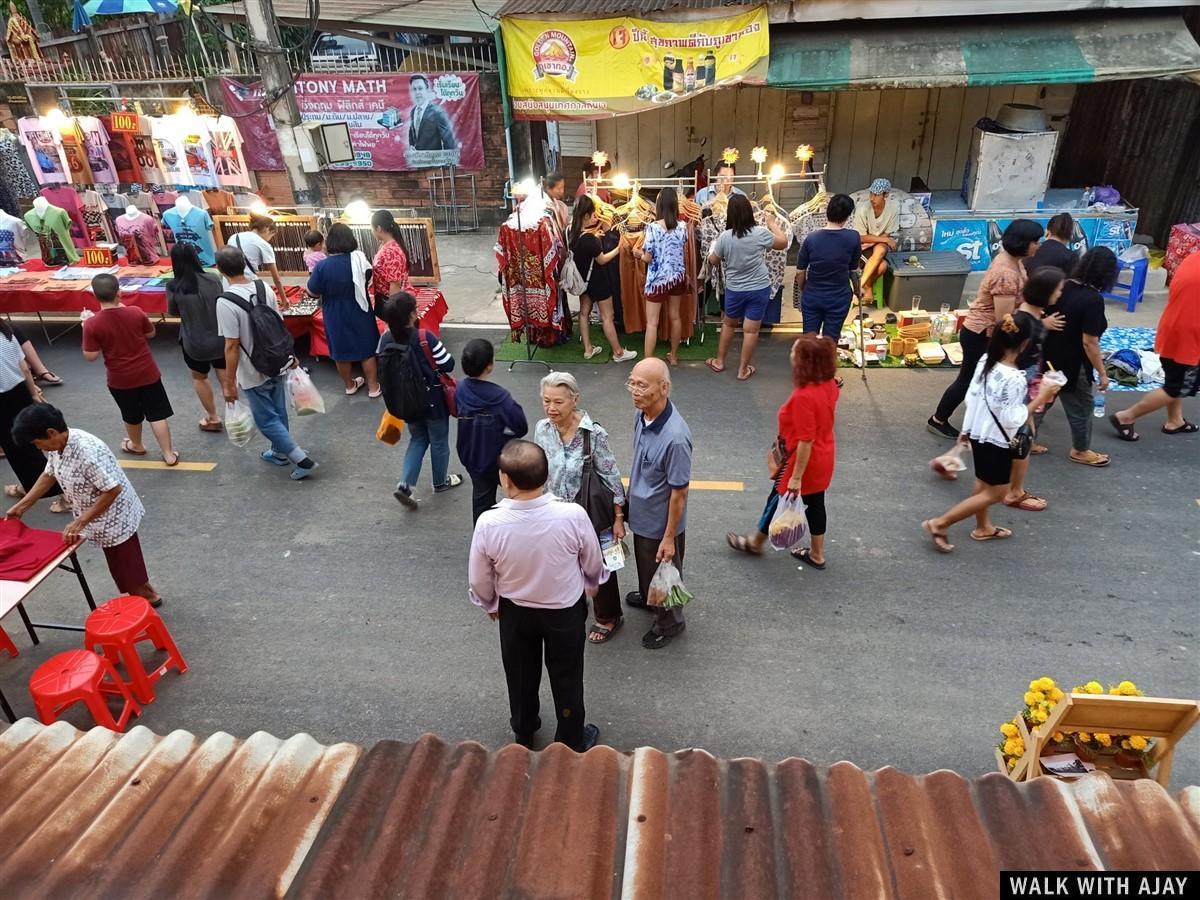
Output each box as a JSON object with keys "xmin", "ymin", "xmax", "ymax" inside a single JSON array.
[{"xmin": 507, "ymin": 186, "xmax": 551, "ymax": 373}]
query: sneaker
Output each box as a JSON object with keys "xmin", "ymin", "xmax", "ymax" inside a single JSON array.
[
  {"xmin": 434, "ymin": 473, "xmax": 464, "ymax": 493},
  {"xmin": 290, "ymin": 460, "xmax": 319, "ymax": 480},
  {"xmin": 393, "ymin": 483, "xmax": 418, "ymax": 509},
  {"xmin": 926, "ymin": 416, "xmax": 959, "ymax": 440},
  {"xmin": 583, "ymin": 346, "xmax": 604, "ymax": 360},
  {"xmin": 611, "ymin": 349, "xmax": 638, "ymax": 363},
  {"xmin": 260, "ymin": 449, "xmax": 289, "ymax": 466}
]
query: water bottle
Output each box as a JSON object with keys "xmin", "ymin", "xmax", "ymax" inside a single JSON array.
[{"xmin": 1093, "ymin": 378, "xmax": 1106, "ymax": 418}]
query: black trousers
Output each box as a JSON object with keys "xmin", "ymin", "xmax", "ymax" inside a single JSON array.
[
  {"xmin": 1, "ymin": 383, "xmax": 59, "ymax": 495},
  {"xmin": 470, "ymin": 468, "xmax": 500, "ymax": 524},
  {"xmin": 934, "ymin": 325, "xmax": 989, "ymax": 423},
  {"xmin": 633, "ymin": 531, "xmax": 686, "ymax": 633},
  {"xmin": 498, "ymin": 595, "xmax": 587, "ymax": 749}
]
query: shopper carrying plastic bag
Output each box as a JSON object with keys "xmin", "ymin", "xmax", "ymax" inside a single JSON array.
[
  {"xmin": 767, "ymin": 494, "xmax": 809, "ymax": 550},
  {"xmin": 647, "ymin": 561, "xmax": 693, "ymax": 610},
  {"xmin": 287, "ymin": 367, "xmax": 326, "ymax": 416},
  {"xmin": 224, "ymin": 399, "xmax": 256, "ymax": 447}
]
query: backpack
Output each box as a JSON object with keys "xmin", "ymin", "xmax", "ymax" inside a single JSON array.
[
  {"xmin": 560, "ymin": 239, "xmax": 594, "ymax": 297},
  {"xmin": 378, "ymin": 335, "xmax": 431, "ymax": 421},
  {"xmin": 221, "ymin": 280, "xmax": 295, "ymax": 377}
]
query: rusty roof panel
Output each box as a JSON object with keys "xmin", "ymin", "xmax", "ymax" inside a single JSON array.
[
  {"xmin": 0, "ymin": 719, "xmax": 360, "ymax": 900},
  {"xmin": 3, "ymin": 721, "xmax": 1200, "ymax": 898}
]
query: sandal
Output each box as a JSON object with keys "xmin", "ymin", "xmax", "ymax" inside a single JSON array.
[
  {"xmin": 34, "ymin": 371, "xmax": 62, "ymax": 386},
  {"xmin": 344, "ymin": 376, "xmax": 365, "ymax": 396},
  {"xmin": 642, "ymin": 623, "xmax": 685, "ymax": 650},
  {"xmin": 50, "ymin": 497, "xmax": 70, "ymax": 514},
  {"xmin": 1069, "ymin": 451, "xmax": 1110, "ymax": 467},
  {"xmin": 705, "ymin": 359, "xmax": 725, "ymax": 374},
  {"xmin": 368, "ymin": 386, "xmax": 383, "ymax": 399},
  {"xmin": 737, "ymin": 365, "xmax": 756, "ymax": 381},
  {"xmin": 922, "ymin": 519, "xmax": 954, "ymax": 553},
  {"xmin": 667, "ymin": 354, "xmax": 679, "ymax": 367},
  {"xmin": 790, "ymin": 547, "xmax": 826, "ymax": 570},
  {"xmin": 4, "ymin": 483, "xmax": 25, "ymax": 498},
  {"xmin": 588, "ymin": 618, "xmax": 623, "ymax": 644},
  {"xmin": 199, "ymin": 420, "xmax": 223, "ymax": 432},
  {"xmin": 1003, "ymin": 491, "xmax": 1047, "ymax": 511},
  {"xmin": 1108, "ymin": 413, "xmax": 1140, "ymax": 442},
  {"xmin": 726, "ymin": 533, "xmax": 762, "ymax": 556},
  {"xmin": 119, "ymin": 438, "xmax": 147, "ymax": 456},
  {"xmin": 583, "ymin": 346, "xmax": 604, "ymax": 360},
  {"xmin": 1030, "ymin": 443, "xmax": 1049, "ymax": 455},
  {"xmin": 1162, "ymin": 421, "xmax": 1198, "ymax": 435},
  {"xmin": 971, "ymin": 526, "xmax": 1013, "ymax": 542},
  {"xmin": 163, "ymin": 451, "xmax": 180, "ymax": 467}
]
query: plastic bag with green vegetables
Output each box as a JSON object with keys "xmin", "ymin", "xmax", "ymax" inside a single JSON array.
[
  {"xmin": 225, "ymin": 399, "xmax": 257, "ymax": 448},
  {"xmin": 647, "ymin": 561, "xmax": 693, "ymax": 609}
]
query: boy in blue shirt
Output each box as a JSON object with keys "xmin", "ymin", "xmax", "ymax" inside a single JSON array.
[{"xmin": 456, "ymin": 339, "xmax": 528, "ymax": 522}]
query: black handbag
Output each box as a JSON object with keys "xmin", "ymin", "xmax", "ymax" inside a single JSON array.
[
  {"xmin": 984, "ymin": 390, "xmax": 1034, "ymax": 460},
  {"xmin": 575, "ymin": 428, "xmax": 616, "ymax": 533}
]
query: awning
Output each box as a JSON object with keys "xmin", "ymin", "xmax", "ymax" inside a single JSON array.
[{"xmin": 768, "ymin": 14, "xmax": 1200, "ymax": 90}]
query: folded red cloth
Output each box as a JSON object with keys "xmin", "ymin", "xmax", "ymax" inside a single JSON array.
[{"xmin": 0, "ymin": 519, "xmax": 68, "ymax": 581}]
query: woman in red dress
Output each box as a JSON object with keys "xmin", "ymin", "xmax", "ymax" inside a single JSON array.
[
  {"xmin": 370, "ymin": 209, "xmax": 412, "ymax": 313},
  {"xmin": 725, "ymin": 334, "xmax": 840, "ymax": 569}
]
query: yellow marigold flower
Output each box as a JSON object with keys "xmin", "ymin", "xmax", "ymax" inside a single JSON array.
[
  {"xmin": 1095, "ymin": 733, "xmax": 1112, "ymax": 747},
  {"xmin": 1036, "ymin": 677, "xmax": 1056, "ymax": 692},
  {"xmin": 1129, "ymin": 735, "xmax": 1149, "ymax": 751},
  {"xmin": 1084, "ymin": 681, "xmax": 1103, "ymax": 694},
  {"xmin": 1052, "ymin": 732, "xmax": 1065, "ymax": 743},
  {"xmin": 1048, "ymin": 688, "xmax": 1064, "ymax": 702},
  {"xmin": 1077, "ymin": 732, "xmax": 1091, "ymax": 742},
  {"xmin": 1110, "ymin": 680, "xmax": 1140, "ymax": 696},
  {"xmin": 1120, "ymin": 738, "xmax": 1132, "ymax": 750},
  {"xmin": 1000, "ymin": 723, "xmax": 1018, "ymax": 738},
  {"xmin": 1024, "ymin": 691, "xmax": 1044, "ymax": 706},
  {"xmin": 1007, "ymin": 756, "xmax": 1018, "ymax": 769},
  {"xmin": 1032, "ymin": 707, "xmax": 1048, "ymax": 723}
]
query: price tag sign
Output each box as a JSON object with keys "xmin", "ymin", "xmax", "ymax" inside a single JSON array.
[
  {"xmin": 82, "ymin": 247, "xmax": 115, "ymax": 266},
  {"xmin": 110, "ymin": 111, "xmax": 139, "ymax": 133}
]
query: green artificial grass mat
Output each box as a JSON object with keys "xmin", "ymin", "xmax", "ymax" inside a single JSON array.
[{"xmin": 495, "ymin": 324, "xmax": 721, "ymax": 364}]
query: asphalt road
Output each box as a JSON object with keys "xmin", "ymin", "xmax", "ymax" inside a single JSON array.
[{"xmin": 3, "ymin": 322, "xmax": 1197, "ymax": 786}]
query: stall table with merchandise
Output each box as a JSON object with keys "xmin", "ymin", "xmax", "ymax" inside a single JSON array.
[{"xmin": 281, "ymin": 287, "xmax": 449, "ymax": 357}]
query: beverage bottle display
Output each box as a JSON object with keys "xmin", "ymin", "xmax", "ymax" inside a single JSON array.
[
  {"xmin": 696, "ymin": 59, "xmax": 707, "ymax": 87},
  {"xmin": 685, "ymin": 57, "xmax": 696, "ymax": 92},
  {"xmin": 705, "ymin": 50, "xmax": 717, "ymax": 84},
  {"xmin": 1070, "ymin": 216, "xmax": 1088, "ymax": 254},
  {"xmin": 663, "ymin": 54, "xmax": 675, "ymax": 91},
  {"xmin": 672, "ymin": 58, "xmax": 684, "ymax": 92}
]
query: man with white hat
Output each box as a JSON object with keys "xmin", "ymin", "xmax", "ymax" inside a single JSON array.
[{"xmin": 853, "ymin": 177, "xmax": 900, "ymax": 304}]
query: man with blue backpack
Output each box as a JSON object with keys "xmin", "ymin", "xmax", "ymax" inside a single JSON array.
[{"xmin": 216, "ymin": 246, "xmax": 319, "ymax": 481}]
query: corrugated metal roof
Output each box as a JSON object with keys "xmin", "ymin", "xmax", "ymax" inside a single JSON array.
[
  {"xmin": 4, "ymin": 721, "xmax": 1200, "ymax": 898},
  {"xmin": 211, "ymin": 0, "xmax": 506, "ymax": 36},
  {"xmin": 0, "ymin": 719, "xmax": 361, "ymax": 899},
  {"xmin": 498, "ymin": 0, "xmax": 759, "ymax": 15}
]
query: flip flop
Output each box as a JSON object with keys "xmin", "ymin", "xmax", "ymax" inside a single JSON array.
[
  {"xmin": 737, "ymin": 365, "xmax": 757, "ymax": 381},
  {"xmin": 587, "ymin": 618, "xmax": 623, "ymax": 644},
  {"xmin": 790, "ymin": 547, "xmax": 827, "ymax": 570},
  {"xmin": 50, "ymin": 497, "xmax": 70, "ymax": 514},
  {"xmin": 1069, "ymin": 452, "xmax": 1111, "ymax": 467},
  {"xmin": 163, "ymin": 451, "xmax": 180, "ymax": 467},
  {"xmin": 1108, "ymin": 413, "xmax": 1140, "ymax": 442},
  {"xmin": 1162, "ymin": 421, "xmax": 1198, "ymax": 435},
  {"xmin": 119, "ymin": 439, "xmax": 147, "ymax": 456},
  {"xmin": 1030, "ymin": 444, "xmax": 1049, "ymax": 455},
  {"xmin": 34, "ymin": 371, "xmax": 62, "ymax": 386},
  {"xmin": 199, "ymin": 420, "xmax": 223, "ymax": 432},
  {"xmin": 726, "ymin": 532, "xmax": 762, "ymax": 556},
  {"xmin": 971, "ymin": 526, "xmax": 1013, "ymax": 542},
  {"xmin": 922, "ymin": 519, "xmax": 954, "ymax": 553},
  {"xmin": 583, "ymin": 346, "xmax": 604, "ymax": 360},
  {"xmin": 4, "ymin": 484, "xmax": 25, "ymax": 498},
  {"xmin": 1003, "ymin": 492, "xmax": 1047, "ymax": 511},
  {"xmin": 705, "ymin": 359, "xmax": 725, "ymax": 374}
]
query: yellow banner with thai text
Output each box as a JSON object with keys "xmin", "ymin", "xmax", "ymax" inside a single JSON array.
[{"xmin": 501, "ymin": 7, "xmax": 769, "ymax": 119}]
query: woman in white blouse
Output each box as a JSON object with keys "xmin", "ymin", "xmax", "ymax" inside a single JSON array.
[
  {"xmin": 922, "ymin": 314, "xmax": 1062, "ymax": 553},
  {"xmin": 0, "ymin": 321, "xmax": 66, "ymax": 511}
]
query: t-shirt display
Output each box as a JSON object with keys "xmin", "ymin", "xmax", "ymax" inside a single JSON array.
[
  {"xmin": 40, "ymin": 186, "xmax": 88, "ymax": 247},
  {"xmin": 210, "ymin": 116, "xmax": 251, "ymax": 188},
  {"xmin": 17, "ymin": 117, "xmax": 69, "ymax": 186},
  {"xmin": 151, "ymin": 117, "xmax": 193, "ymax": 186},
  {"xmin": 180, "ymin": 118, "xmax": 218, "ymax": 188},
  {"xmin": 24, "ymin": 205, "xmax": 80, "ymax": 264},
  {"xmin": 101, "ymin": 115, "xmax": 143, "ymax": 184},
  {"xmin": 162, "ymin": 205, "xmax": 215, "ymax": 265},
  {"xmin": 202, "ymin": 188, "xmax": 235, "ymax": 216},
  {"xmin": 0, "ymin": 131, "xmax": 38, "ymax": 216},
  {"xmin": 114, "ymin": 212, "xmax": 162, "ymax": 264},
  {"xmin": 75, "ymin": 117, "xmax": 119, "ymax": 185},
  {"xmin": 133, "ymin": 121, "xmax": 165, "ymax": 184},
  {"xmin": 0, "ymin": 210, "xmax": 29, "ymax": 264}
]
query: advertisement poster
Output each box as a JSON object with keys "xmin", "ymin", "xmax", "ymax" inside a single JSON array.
[
  {"xmin": 501, "ymin": 6, "xmax": 769, "ymax": 119},
  {"xmin": 220, "ymin": 72, "xmax": 484, "ymax": 172},
  {"xmin": 934, "ymin": 215, "xmax": 1132, "ymax": 271},
  {"xmin": 931, "ymin": 220, "xmax": 991, "ymax": 271}
]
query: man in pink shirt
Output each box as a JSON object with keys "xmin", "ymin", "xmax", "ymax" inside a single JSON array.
[{"xmin": 469, "ymin": 439, "xmax": 606, "ymax": 751}]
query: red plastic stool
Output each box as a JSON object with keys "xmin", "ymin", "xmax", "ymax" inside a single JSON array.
[
  {"xmin": 29, "ymin": 649, "xmax": 141, "ymax": 731},
  {"xmin": 84, "ymin": 595, "xmax": 187, "ymax": 704},
  {"xmin": 0, "ymin": 625, "xmax": 17, "ymax": 658}
]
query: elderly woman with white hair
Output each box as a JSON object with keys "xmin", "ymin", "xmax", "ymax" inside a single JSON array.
[{"xmin": 533, "ymin": 370, "xmax": 628, "ymax": 644}]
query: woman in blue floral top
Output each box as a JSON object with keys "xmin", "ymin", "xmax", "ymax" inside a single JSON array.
[
  {"xmin": 533, "ymin": 371, "xmax": 627, "ymax": 644},
  {"xmin": 640, "ymin": 187, "xmax": 689, "ymax": 366}
]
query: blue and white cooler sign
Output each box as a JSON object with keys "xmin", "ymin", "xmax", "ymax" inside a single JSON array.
[
  {"xmin": 1081, "ymin": 217, "xmax": 1134, "ymax": 251},
  {"xmin": 932, "ymin": 220, "xmax": 991, "ymax": 271}
]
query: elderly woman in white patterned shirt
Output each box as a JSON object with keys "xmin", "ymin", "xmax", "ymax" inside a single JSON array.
[{"xmin": 534, "ymin": 371, "xmax": 627, "ymax": 644}]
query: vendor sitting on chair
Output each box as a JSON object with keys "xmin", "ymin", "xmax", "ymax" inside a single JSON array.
[{"xmin": 853, "ymin": 178, "xmax": 900, "ymax": 304}]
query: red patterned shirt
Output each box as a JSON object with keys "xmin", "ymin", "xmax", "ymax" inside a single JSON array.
[{"xmin": 372, "ymin": 239, "xmax": 411, "ymax": 299}]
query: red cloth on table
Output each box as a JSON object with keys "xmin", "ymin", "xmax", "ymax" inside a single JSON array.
[
  {"xmin": 777, "ymin": 379, "xmax": 839, "ymax": 495},
  {"xmin": 0, "ymin": 519, "xmax": 67, "ymax": 581},
  {"xmin": 0, "ymin": 261, "xmax": 170, "ymax": 314},
  {"xmin": 1165, "ymin": 223, "xmax": 1200, "ymax": 284},
  {"xmin": 286, "ymin": 288, "xmax": 447, "ymax": 358}
]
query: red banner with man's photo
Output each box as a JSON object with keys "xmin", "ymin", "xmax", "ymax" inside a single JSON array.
[{"xmin": 219, "ymin": 72, "xmax": 484, "ymax": 172}]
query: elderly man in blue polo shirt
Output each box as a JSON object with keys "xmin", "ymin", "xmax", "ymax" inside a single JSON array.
[{"xmin": 624, "ymin": 357, "xmax": 692, "ymax": 649}]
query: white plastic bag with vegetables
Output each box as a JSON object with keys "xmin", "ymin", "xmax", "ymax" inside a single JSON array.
[
  {"xmin": 647, "ymin": 561, "xmax": 693, "ymax": 609},
  {"xmin": 287, "ymin": 367, "xmax": 326, "ymax": 415},
  {"xmin": 767, "ymin": 494, "xmax": 809, "ymax": 550},
  {"xmin": 224, "ymin": 399, "xmax": 257, "ymax": 447}
]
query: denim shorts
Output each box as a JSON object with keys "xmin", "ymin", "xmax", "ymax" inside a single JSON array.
[{"xmin": 724, "ymin": 286, "xmax": 772, "ymax": 322}]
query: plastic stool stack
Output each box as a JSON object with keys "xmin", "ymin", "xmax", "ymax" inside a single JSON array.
[
  {"xmin": 29, "ymin": 649, "xmax": 141, "ymax": 731},
  {"xmin": 84, "ymin": 594, "xmax": 187, "ymax": 705}
]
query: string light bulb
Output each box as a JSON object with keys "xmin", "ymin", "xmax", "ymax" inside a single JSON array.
[
  {"xmin": 611, "ymin": 172, "xmax": 631, "ymax": 190},
  {"xmin": 768, "ymin": 164, "xmax": 785, "ymax": 184},
  {"xmin": 344, "ymin": 199, "xmax": 371, "ymax": 223},
  {"xmin": 248, "ymin": 199, "xmax": 269, "ymax": 216},
  {"xmin": 43, "ymin": 107, "xmax": 67, "ymax": 125}
]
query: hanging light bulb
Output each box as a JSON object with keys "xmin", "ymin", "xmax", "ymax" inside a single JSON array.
[
  {"xmin": 611, "ymin": 172, "xmax": 631, "ymax": 190},
  {"xmin": 43, "ymin": 107, "xmax": 68, "ymax": 125},
  {"xmin": 344, "ymin": 199, "xmax": 371, "ymax": 223},
  {"xmin": 768, "ymin": 164, "xmax": 785, "ymax": 184},
  {"xmin": 512, "ymin": 178, "xmax": 538, "ymax": 198},
  {"xmin": 249, "ymin": 199, "xmax": 269, "ymax": 216}
]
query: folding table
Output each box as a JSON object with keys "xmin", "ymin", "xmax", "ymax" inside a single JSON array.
[{"xmin": 0, "ymin": 537, "xmax": 98, "ymax": 723}]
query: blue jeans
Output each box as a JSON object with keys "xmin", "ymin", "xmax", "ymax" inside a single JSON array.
[
  {"xmin": 244, "ymin": 375, "xmax": 307, "ymax": 464},
  {"xmin": 401, "ymin": 416, "xmax": 450, "ymax": 488},
  {"xmin": 801, "ymin": 296, "xmax": 852, "ymax": 339}
]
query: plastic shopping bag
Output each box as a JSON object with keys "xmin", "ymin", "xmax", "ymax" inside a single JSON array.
[
  {"xmin": 767, "ymin": 494, "xmax": 809, "ymax": 550},
  {"xmin": 225, "ymin": 399, "xmax": 257, "ymax": 448},
  {"xmin": 287, "ymin": 367, "xmax": 326, "ymax": 416},
  {"xmin": 647, "ymin": 561, "xmax": 693, "ymax": 609},
  {"xmin": 930, "ymin": 441, "xmax": 969, "ymax": 481},
  {"xmin": 376, "ymin": 410, "xmax": 404, "ymax": 445}
]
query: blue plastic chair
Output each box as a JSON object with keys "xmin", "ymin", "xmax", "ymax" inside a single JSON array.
[{"xmin": 1103, "ymin": 256, "xmax": 1149, "ymax": 313}]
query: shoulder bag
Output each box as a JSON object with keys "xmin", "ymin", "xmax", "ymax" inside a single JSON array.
[
  {"xmin": 983, "ymin": 380, "xmax": 1034, "ymax": 460},
  {"xmin": 560, "ymin": 237, "xmax": 596, "ymax": 297},
  {"xmin": 417, "ymin": 330, "xmax": 457, "ymax": 417},
  {"xmin": 576, "ymin": 428, "xmax": 616, "ymax": 533}
]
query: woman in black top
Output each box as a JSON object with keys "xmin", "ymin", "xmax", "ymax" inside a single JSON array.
[
  {"xmin": 166, "ymin": 242, "xmax": 227, "ymax": 432},
  {"xmin": 1041, "ymin": 247, "xmax": 1119, "ymax": 467},
  {"xmin": 570, "ymin": 196, "xmax": 636, "ymax": 363},
  {"xmin": 1027, "ymin": 213, "xmax": 1080, "ymax": 276}
]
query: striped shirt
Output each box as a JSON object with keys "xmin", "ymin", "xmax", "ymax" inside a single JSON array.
[{"xmin": 0, "ymin": 330, "xmax": 26, "ymax": 392}]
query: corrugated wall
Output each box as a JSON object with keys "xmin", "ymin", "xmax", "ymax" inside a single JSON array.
[{"xmin": 1052, "ymin": 78, "xmax": 1200, "ymax": 245}]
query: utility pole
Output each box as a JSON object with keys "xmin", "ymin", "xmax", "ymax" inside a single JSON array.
[{"xmin": 240, "ymin": 0, "xmax": 322, "ymax": 207}]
